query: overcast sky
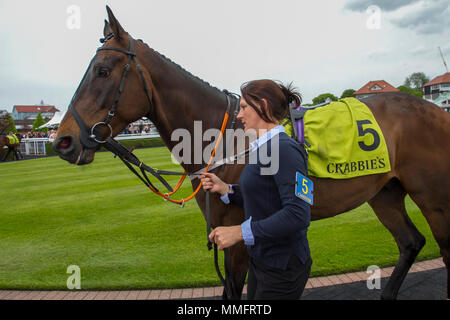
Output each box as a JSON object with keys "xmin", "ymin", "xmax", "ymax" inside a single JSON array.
[{"xmin": 0, "ymin": 0, "xmax": 449, "ymax": 113}]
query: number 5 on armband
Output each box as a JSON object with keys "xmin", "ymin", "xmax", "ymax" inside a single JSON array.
[{"xmin": 295, "ymin": 172, "xmax": 314, "ymax": 205}]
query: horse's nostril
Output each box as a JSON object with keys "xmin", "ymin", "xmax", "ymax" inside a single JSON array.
[
  {"xmin": 59, "ymin": 137, "xmax": 72, "ymax": 150},
  {"xmin": 53, "ymin": 136, "xmax": 74, "ymax": 155}
]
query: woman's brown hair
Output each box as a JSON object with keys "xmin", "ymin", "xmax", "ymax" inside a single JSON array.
[{"xmin": 240, "ymin": 79, "xmax": 302, "ymax": 123}]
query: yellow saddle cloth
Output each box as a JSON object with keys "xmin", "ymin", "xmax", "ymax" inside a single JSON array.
[
  {"xmin": 303, "ymin": 98, "xmax": 391, "ymax": 179},
  {"xmin": 7, "ymin": 134, "xmax": 19, "ymax": 145}
]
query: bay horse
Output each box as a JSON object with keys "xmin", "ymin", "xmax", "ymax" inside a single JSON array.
[
  {"xmin": 0, "ymin": 134, "xmax": 23, "ymax": 161},
  {"xmin": 53, "ymin": 7, "xmax": 450, "ymax": 300}
]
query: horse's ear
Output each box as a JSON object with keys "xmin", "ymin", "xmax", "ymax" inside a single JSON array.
[
  {"xmin": 106, "ymin": 5, "xmax": 126, "ymax": 39},
  {"xmin": 103, "ymin": 19, "xmax": 113, "ymax": 38}
]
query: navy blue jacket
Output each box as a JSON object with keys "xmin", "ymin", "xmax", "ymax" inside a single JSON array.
[{"xmin": 229, "ymin": 132, "xmax": 311, "ymax": 270}]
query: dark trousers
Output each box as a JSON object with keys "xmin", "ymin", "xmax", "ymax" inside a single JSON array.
[{"xmin": 247, "ymin": 255, "xmax": 312, "ymax": 300}]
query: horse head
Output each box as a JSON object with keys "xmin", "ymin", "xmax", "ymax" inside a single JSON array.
[{"xmin": 53, "ymin": 6, "xmax": 155, "ymax": 165}]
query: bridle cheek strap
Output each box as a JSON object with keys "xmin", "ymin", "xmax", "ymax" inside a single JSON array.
[{"xmin": 70, "ymin": 97, "xmax": 102, "ymax": 150}]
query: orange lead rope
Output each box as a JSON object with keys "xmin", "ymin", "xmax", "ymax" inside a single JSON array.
[{"xmin": 147, "ymin": 113, "xmax": 230, "ymax": 206}]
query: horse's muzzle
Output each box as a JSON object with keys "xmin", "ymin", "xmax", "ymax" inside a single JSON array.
[
  {"xmin": 53, "ymin": 135, "xmax": 81, "ymax": 164},
  {"xmin": 53, "ymin": 135, "xmax": 96, "ymax": 165}
]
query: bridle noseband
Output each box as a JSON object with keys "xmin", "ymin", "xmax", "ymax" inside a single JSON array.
[{"xmin": 70, "ymin": 34, "xmax": 153, "ymax": 149}]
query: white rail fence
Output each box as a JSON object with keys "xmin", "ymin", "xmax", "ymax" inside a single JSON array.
[
  {"xmin": 19, "ymin": 138, "xmax": 48, "ymax": 155},
  {"xmin": 18, "ymin": 133, "xmax": 161, "ymax": 156}
]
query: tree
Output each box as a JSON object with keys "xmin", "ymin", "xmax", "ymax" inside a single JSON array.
[
  {"xmin": 404, "ymin": 72, "xmax": 430, "ymax": 91},
  {"xmin": 340, "ymin": 89, "xmax": 356, "ymax": 99},
  {"xmin": 397, "ymin": 85, "xmax": 423, "ymax": 98},
  {"xmin": 32, "ymin": 113, "xmax": 47, "ymax": 133},
  {"xmin": 0, "ymin": 113, "xmax": 17, "ymax": 134},
  {"xmin": 312, "ymin": 93, "xmax": 338, "ymax": 105}
]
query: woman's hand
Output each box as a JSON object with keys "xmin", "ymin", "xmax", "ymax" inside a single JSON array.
[
  {"xmin": 209, "ymin": 226, "xmax": 243, "ymax": 250},
  {"xmin": 201, "ymin": 173, "xmax": 241, "ymax": 249},
  {"xmin": 200, "ymin": 173, "xmax": 231, "ymax": 195}
]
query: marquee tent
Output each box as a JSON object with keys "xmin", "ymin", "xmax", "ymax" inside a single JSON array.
[{"xmin": 39, "ymin": 111, "xmax": 64, "ymax": 129}]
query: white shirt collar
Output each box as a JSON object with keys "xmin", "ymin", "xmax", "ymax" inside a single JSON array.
[{"xmin": 250, "ymin": 125, "xmax": 285, "ymax": 151}]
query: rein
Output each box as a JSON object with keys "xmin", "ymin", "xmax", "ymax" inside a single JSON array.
[{"xmin": 69, "ymin": 33, "xmax": 240, "ymax": 299}]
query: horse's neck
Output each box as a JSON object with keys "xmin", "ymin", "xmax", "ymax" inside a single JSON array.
[{"xmin": 138, "ymin": 44, "xmax": 229, "ymax": 173}]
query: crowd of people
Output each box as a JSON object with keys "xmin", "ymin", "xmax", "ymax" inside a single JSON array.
[
  {"xmin": 21, "ymin": 130, "xmax": 58, "ymax": 140},
  {"xmin": 121, "ymin": 124, "xmax": 155, "ymax": 135},
  {"xmin": 16, "ymin": 124, "xmax": 156, "ymax": 141}
]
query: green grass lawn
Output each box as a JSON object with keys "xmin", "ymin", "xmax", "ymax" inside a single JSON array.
[{"xmin": 0, "ymin": 148, "xmax": 441, "ymax": 290}]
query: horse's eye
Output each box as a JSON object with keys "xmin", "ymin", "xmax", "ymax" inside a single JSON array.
[{"xmin": 97, "ymin": 67, "xmax": 110, "ymax": 78}]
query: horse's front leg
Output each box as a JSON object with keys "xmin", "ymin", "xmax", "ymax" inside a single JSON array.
[
  {"xmin": 224, "ymin": 241, "xmax": 248, "ymax": 300},
  {"xmin": 16, "ymin": 148, "xmax": 24, "ymax": 160},
  {"xmin": 219, "ymin": 204, "xmax": 247, "ymax": 300},
  {"xmin": 195, "ymin": 183, "xmax": 247, "ymax": 300},
  {"xmin": 2, "ymin": 148, "xmax": 11, "ymax": 161}
]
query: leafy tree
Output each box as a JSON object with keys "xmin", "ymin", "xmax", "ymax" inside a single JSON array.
[
  {"xmin": 312, "ymin": 93, "xmax": 338, "ymax": 105},
  {"xmin": 32, "ymin": 113, "xmax": 48, "ymax": 133},
  {"xmin": 340, "ymin": 89, "xmax": 356, "ymax": 99},
  {"xmin": 404, "ymin": 72, "xmax": 430, "ymax": 91},
  {"xmin": 397, "ymin": 85, "xmax": 423, "ymax": 98},
  {"xmin": 0, "ymin": 113, "xmax": 17, "ymax": 134}
]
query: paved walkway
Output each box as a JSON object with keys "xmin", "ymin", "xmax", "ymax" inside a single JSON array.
[{"xmin": 0, "ymin": 258, "xmax": 445, "ymax": 300}]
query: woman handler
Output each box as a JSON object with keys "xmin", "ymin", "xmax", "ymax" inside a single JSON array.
[{"xmin": 200, "ymin": 79, "xmax": 312, "ymax": 300}]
